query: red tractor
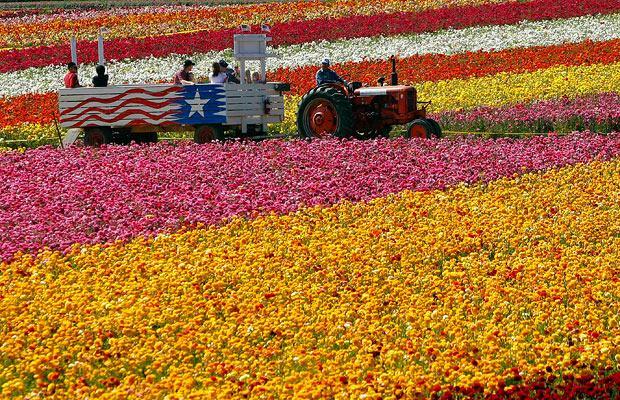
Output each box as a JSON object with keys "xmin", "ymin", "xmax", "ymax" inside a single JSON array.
[{"xmin": 297, "ymin": 57, "xmax": 441, "ymax": 139}]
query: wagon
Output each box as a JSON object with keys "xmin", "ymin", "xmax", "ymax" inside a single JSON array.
[{"xmin": 58, "ymin": 33, "xmax": 289, "ymax": 146}]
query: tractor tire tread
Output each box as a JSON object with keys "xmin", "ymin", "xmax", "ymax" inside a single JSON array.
[
  {"xmin": 425, "ymin": 118, "xmax": 442, "ymax": 138},
  {"xmin": 406, "ymin": 119, "xmax": 434, "ymax": 139}
]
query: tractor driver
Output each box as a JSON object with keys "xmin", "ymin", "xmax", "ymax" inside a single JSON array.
[{"xmin": 316, "ymin": 58, "xmax": 344, "ymax": 86}]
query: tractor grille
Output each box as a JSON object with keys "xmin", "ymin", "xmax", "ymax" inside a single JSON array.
[{"xmin": 407, "ymin": 90, "xmax": 416, "ymax": 112}]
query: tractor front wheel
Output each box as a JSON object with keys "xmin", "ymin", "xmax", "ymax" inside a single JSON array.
[
  {"xmin": 297, "ymin": 86, "xmax": 354, "ymax": 139},
  {"xmin": 425, "ymin": 118, "xmax": 442, "ymax": 138},
  {"xmin": 405, "ymin": 119, "xmax": 438, "ymax": 139},
  {"xmin": 194, "ymin": 124, "xmax": 224, "ymax": 144},
  {"xmin": 84, "ymin": 127, "xmax": 113, "ymax": 147}
]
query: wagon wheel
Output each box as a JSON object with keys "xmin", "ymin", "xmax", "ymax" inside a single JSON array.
[
  {"xmin": 297, "ymin": 86, "xmax": 354, "ymax": 139},
  {"xmin": 405, "ymin": 119, "xmax": 435, "ymax": 139},
  {"xmin": 84, "ymin": 127, "xmax": 112, "ymax": 147},
  {"xmin": 194, "ymin": 124, "xmax": 224, "ymax": 144}
]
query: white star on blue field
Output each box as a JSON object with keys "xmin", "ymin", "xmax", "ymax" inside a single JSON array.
[{"xmin": 174, "ymin": 85, "xmax": 226, "ymax": 125}]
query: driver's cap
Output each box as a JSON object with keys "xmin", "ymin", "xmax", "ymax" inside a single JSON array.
[{"xmin": 321, "ymin": 58, "xmax": 330, "ymax": 66}]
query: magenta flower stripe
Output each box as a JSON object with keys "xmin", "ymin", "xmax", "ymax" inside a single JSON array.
[{"xmin": 1, "ymin": 134, "xmax": 619, "ymax": 262}]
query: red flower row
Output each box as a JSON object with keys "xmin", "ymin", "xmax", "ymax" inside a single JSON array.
[
  {"xmin": 0, "ymin": 93, "xmax": 58, "ymax": 127},
  {"xmin": 0, "ymin": 0, "xmax": 619, "ymax": 73},
  {"xmin": 435, "ymin": 369, "xmax": 620, "ymax": 399},
  {"xmin": 3, "ymin": 38, "xmax": 620, "ymax": 129},
  {"xmin": 272, "ymin": 38, "xmax": 620, "ymax": 95}
]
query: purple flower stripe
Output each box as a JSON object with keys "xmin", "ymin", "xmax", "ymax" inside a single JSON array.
[
  {"xmin": 434, "ymin": 92, "xmax": 620, "ymax": 132},
  {"xmin": 1, "ymin": 133, "xmax": 619, "ymax": 262}
]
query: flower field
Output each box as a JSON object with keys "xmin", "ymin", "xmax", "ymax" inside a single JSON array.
[
  {"xmin": 2, "ymin": 134, "xmax": 620, "ymax": 398},
  {"xmin": 3, "ymin": 0, "xmax": 620, "ymax": 143},
  {"xmin": 2, "ymin": 0, "xmax": 620, "ymax": 398}
]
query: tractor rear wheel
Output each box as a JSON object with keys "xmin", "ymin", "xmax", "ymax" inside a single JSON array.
[
  {"xmin": 297, "ymin": 86, "xmax": 354, "ymax": 139},
  {"xmin": 425, "ymin": 118, "xmax": 442, "ymax": 138},
  {"xmin": 84, "ymin": 127, "xmax": 113, "ymax": 147},
  {"xmin": 405, "ymin": 119, "xmax": 435, "ymax": 139},
  {"xmin": 194, "ymin": 124, "xmax": 224, "ymax": 144}
]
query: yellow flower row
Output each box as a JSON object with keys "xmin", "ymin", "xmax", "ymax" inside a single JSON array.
[
  {"xmin": 417, "ymin": 61, "xmax": 620, "ymax": 112},
  {"xmin": 1, "ymin": 159, "xmax": 619, "ymax": 398},
  {"xmin": 0, "ymin": 124, "xmax": 58, "ymax": 142}
]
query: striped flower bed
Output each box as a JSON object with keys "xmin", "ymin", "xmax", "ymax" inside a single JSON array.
[
  {"xmin": 1, "ymin": 135, "xmax": 619, "ymax": 398},
  {"xmin": 2, "ymin": 12, "xmax": 620, "ymax": 98},
  {"xmin": 1, "ymin": 133, "xmax": 619, "ymax": 261},
  {"xmin": 434, "ymin": 92, "xmax": 620, "ymax": 134},
  {"xmin": 1, "ymin": 0, "xmax": 620, "ymax": 398},
  {"xmin": 1, "ymin": 0, "xmax": 618, "ymax": 73}
]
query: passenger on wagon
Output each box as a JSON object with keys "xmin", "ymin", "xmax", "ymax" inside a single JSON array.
[
  {"xmin": 316, "ymin": 58, "xmax": 344, "ymax": 86},
  {"xmin": 219, "ymin": 59, "xmax": 240, "ymax": 84},
  {"xmin": 173, "ymin": 60, "xmax": 196, "ymax": 85},
  {"xmin": 64, "ymin": 62, "xmax": 81, "ymax": 88},
  {"xmin": 210, "ymin": 62, "xmax": 228, "ymax": 84},
  {"xmin": 252, "ymin": 71, "xmax": 265, "ymax": 84},
  {"xmin": 92, "ymin": 65, "xmax": 109, "ymax": 87}
]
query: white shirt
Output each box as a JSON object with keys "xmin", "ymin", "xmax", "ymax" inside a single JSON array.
[{"xmin": 210, "ymin": 73, "xmax": 228, "ymax": 84}]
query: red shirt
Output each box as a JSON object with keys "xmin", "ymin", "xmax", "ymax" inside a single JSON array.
[
  {"xmin": 64, "ymin": 72, "xmax": 79, "ymax": 88},
  {"xmin": 173, "ymin": 69, "xmax": 192, "ymax": 85}
]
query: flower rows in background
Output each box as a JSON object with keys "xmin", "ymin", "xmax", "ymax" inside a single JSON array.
[
  {"xmin": 2, "ymin": 12, "xmax": 619, "ymax": 99},
  {"xmin": 1, "ymin": 0, "xmax": 620, "ymax": 145},
  {"xmin": 1, "ymin": 133, "xmax": 618, "ymax": 262},
  {"xmin": 1, "ymin": 157, "xmax": 619, "ymax": 398},
  {"xmin": 3, "ymin": 36, "xmax": 620, "ymax": 143},
  {"xmin": 0, "ymin": 0, "xmax": 507, "ymax": 49},
  {"xmin": 434, "ymin": 93, "xmax": 620, "ymax": 134},
  {"xmin": 1, "ymin": 0, "xmax": 617, "ymax": 73}
]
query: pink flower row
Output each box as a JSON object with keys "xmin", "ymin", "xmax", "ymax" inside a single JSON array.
[
  {"xmin": 435, "ymin": 92, "xmax": 620, "ymax": 133},
  {"xmin": 1, "ymin": 133, "xmax": 619, "ymax": 262}
]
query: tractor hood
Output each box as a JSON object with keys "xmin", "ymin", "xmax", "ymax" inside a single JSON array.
[{"xmin": 354, "ymin": 85, "xmax": 413, "ymax": 97}]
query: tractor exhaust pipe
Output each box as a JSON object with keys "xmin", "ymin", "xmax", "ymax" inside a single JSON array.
[{"xmin": 390, "ymin": 55, "xmax": 398, "ymax": 86}]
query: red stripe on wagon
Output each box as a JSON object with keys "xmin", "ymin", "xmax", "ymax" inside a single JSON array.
[
  {"xmin": 60, "ymin": 86, "xmax": 181, "ymax": 116},
  {"xmin": 60, "ymin": 98, "xmax": 180, "ymax": 123},
  {"xmin": 71, "ymin": 109, "xmax": 178, "ymax": 127}
]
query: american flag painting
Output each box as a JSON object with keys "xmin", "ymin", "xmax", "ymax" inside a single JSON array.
[{"xmin": 59, "ymin": 84, "xmax": 227, "ymax": 129}]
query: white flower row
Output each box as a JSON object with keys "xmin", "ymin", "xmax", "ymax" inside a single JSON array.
[
  {"xmin": 0, "ymin": 5, "xmax": 219, "ymax": 25},
  {"xmin": 2, "ymin": 12, "xmax": 619, "ymax": 98}
]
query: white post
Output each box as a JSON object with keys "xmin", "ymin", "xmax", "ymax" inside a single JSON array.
[
  {"xmin": 240, "ymin": 60, "xmax": 246, "ymax": 85},
  {"xmin": 260, "ymin": 60, "xmax": 266, "ymax": 83},
  {"xmin": 70, "ymin": 37, "xmax": 78, "ymax": 64},
  {"xmin": 97, "ymin": 32, "xmax": 105, "ymax": 65}
]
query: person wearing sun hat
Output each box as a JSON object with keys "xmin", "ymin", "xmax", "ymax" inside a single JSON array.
[
  {"xmin": 173, "ymin": 59, "xmax": 195, "ymax": 85},
  {"xmin": 315, "ymin": 58, "xmax": 344, "ymax": 86}
]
